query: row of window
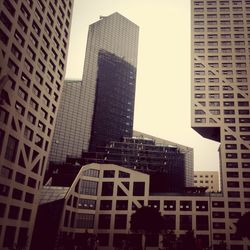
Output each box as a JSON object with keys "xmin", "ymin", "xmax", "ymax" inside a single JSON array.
[
  {"xmin": 0, "ymin": 203, "xmax": 31, "ymax": 221},
  {"xmin": 226, "ymin": 162, "xmax": 250, "ymax": 168},
  {"xmin": 195, "ymin": 93, "xmax": 249, "ymax": 100},
  {"xmin": 0, "ymin": 184, "xmax": 34, "ymax": 204},
  {"xmin": 75, "ymin": 180, "xmax": 145, "ymax": 197},
  {"xmin": 2, "ymin": 225, "xmax": 28, "ymax": 248},
  {"xmin": 0, "ymin": 165, "xmax": 37, "ymax": 189},
  {"xmin": 82, "ymin": 169, "xmax": 131, "ymax": 178},
  {"xmin": 194, "ymin": 13, "xmax": 250, "ymax": 19},
  {"xmin": 0, "ymin": 111, "xmax": 50, "ymax": 152},
  {"xmin": 0, "ymin": 131, "xmax": 46, "ymax": 177},
  {"xmin": 194, "ymin": 20, "xmax": 250, "ymax": 27},
  {"xmin": 196, "ymin": 55, "xmax": 249, "ymax": 62},
  {"xmin": 64, "ymin": 212, "xmax": 209, "ymax": 232},
  {"xmin": 195, "ymin": 117, "xmax": 250, "ymax": 124},
  {"xmin": 194, "ymin": 6, "xmax": 250, "ymax": 12}
]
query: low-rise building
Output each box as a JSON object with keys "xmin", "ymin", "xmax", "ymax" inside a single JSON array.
[
  {"xmin": 32, "ymin": 163, "xmax": 241, "ymax": 250},
  {"xmin": 194, "ymin": 171, "xmax": 220, "ymax": 192}
]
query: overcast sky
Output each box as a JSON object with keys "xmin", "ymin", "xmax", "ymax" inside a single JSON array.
[{"xmin": 65, "ymin": 0, "xmax": 220, "ymax": 171}]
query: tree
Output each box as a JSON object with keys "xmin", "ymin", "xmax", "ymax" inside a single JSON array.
[
  {"xmin": 162, "ymin": 230, "xmax": 176, "ymax": 250},
  {"xmin": 130, "ymin": 206, "xmax": 165, "ymax": 250},
  {"xmin": 235, "ymin": 212, "xmax": 250, "ymax": 240}
]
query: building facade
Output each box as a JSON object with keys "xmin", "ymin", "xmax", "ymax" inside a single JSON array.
[
  {"xmin": 191, "ymin": 0, "xmax": 250, "ymax": 249},
  {"xmin": 0, "ymin": 0, "xmax": 73, "ymax": 248},
  {"xmin": 133, "ymin": 130, "xmax": 194, "ymax": 188},
  {"xmin": 83, "ymin": 13, "xmax": 139, "ymax": 152},
  {"xmin": 49, "ymin": 80, "xmax": 85, "ymax": 163},
  {"xmin": 66, "ymin": 136, "xmax": 185, "ymax": 193},
  {"xmin": 34, "ymin": 163, "xmax": 246, "ymax": 250},
  {"xmin": 49, "ymin": 12, "xmax": 139, "ymax": 163},
  {"xmin": 194, "ymin": 171, "xmax": 220, "ymax": 192}
]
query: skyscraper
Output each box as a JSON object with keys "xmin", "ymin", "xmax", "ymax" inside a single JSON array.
[
  {"xmin": 50, "ymin": 12, "xmax": 139, "ymax": 163},
  {"xmin": 0, "ymin": 0, "xmax": 73, "ymax": 248},
  {"xmin": 191, "ymin": 0, "xmax": 250, "ymax": 248}
]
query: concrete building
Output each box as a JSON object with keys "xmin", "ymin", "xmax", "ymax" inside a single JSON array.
[
  {"xmin": 194, "ymin": 171, "xmax": 220, "ymax": 192},
  {"xmin": 34, "ymin": 163, "xmax": 246, "ymax": 250},
  {"xmin": 0, "ymin": 0, "xmax": 73, "ymax": 249},
  {"xmin": 49, "ymin": 12, "xmax": 139, "ymax": 163},
  {"xmin": 33, "ymin": 163, "xmax": 212, "ymax": 250},
  {"xmin": 191, "ymin": 0, "xmax": 250, "ymax": 249}
]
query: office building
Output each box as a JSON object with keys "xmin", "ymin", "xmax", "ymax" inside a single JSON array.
[
  {"xmin": 58, "ymin": 136, "xmax": 185, "ymax": 193},
  {"xmin": 49, "ymin": 12, "xmax": 139, "ymax": 163},
  {"xmin": 133, "ymin": 130, "xmax": 194, "ymax": 188},
  {"xmin": 34, "ymin": 163, "xmax": 238, "ymax": 250},
  {"xmin": 33, "ymin": 163, "xmax": 212, "ymax": 250},
  {"xmin": 194, "ymin": 171, "xmax": 220, "ymax": 192},
  {"xmin": 49, "ymin": 80, "xmax": 85, "ymax": 163},
  {"xmin": 49, "ymin": 130, "xmax": 193, "ymax": 193},
  {"xmin": 0, "ymin": 0, "xmax": 73, "ymax": 248},
  {"xmin": 191, "ymin": 0, "xmax": 250, "ymax": 249}
]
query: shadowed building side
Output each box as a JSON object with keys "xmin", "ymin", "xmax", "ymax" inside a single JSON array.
[{"xmin": 89, "ymin": 50, "xmax": 136, "ymax": 151}]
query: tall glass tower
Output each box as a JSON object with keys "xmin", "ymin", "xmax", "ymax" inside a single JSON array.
[
  {"xmin": 82, "ymin": 13, "xmax": 139, "ymax": 151},
  {"xmin": 191, "ymin": 0, "xmax": 250, "ymax": 249},
  {"xmin": 50, "ymin": 13, "xmax": 139, "ymax": 162}
]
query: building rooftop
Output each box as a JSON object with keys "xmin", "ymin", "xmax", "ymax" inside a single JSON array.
[{"xmin": 40, "ymin": 186, "xmax": 69, "ymax": 204}]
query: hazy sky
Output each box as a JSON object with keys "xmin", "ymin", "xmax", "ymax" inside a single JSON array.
[{"xmin": 65, "ymin": 0, "xmax": 220, "ymax": 171}]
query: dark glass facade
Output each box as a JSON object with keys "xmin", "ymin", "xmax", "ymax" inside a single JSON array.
[
  {"xmin": 66, "ymin": 137, "xmax": 186, "ymax": 193},
  {"xmin": 89, "ymin": 50, "xmax": 136, "ymax": 151}
]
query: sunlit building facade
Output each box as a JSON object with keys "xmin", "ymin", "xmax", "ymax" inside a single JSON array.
[
  {"xmin": 194, "ymin": 171, "xmax": 220, "ymax": 192},
  {"xmin": 191, "ymin": 0, "xmax": 250, "ymax": 249},
  {"xmin": 0, "ymin": 0, "xmax": 73, "ymax": 248}
]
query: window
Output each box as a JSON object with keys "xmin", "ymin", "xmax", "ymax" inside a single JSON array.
[
  {"xmin": 3, "ymin": 226, "xmax": 16, "ymax": 247},
  {"xmin": 228, "ymin": 191, "xmax": 240, "ymax": 197},
  {"xmin": 8, "ymin": 205, "xmax": 20, "ymax": 219},
  {"xmin": 12, "ymin": 188, "xmax": 22, "ymax": 200},
  {"xmin": 75, "ymin": 213, "xmax": 94, "ymax": 228},
  {"xmin": 196, "ymin": 201, "xmax": 208, "ymax": 211},
  {"xmin": 100, "ymin": 200, "xmax": 112, "ymax": 210},
  {"xmin": 20, "ymin": 3, "xmax": 30, "ymax": 20},
  {"xmin": 1, "ymin": 165, "xmax": 12, "ymax": 179},
  {"xmin": 116, "ymin": 200, "xmax": 128, "ymax": 210},
  {"xmin": 101, "ymin": 182, "xmax": 114, "ymax": 196},
  {"xmin": 180, "ymin": 215, "xmax": 192, "ymax": 230},
  {"xmin": 35, "ymin": 8, "xmax": 43, "ymax": 23},
  {"xmin": 5, "ymin": 135, "xmax": 18, "ymax": 162},
  {"xmin": 228, "ymin": 202, "xmax": 241, "ymax": 208},
  {"xmin": 212, "ymin": 212, "xmax": 225, "ymax": 218},
  {"xmin": 25, "ymin": 192, "xmax": 34, "ymax": 203},
  {"xmin": 133, "ymin": 182, "xmax": 145, "ymax": 196},
  {"xmin": 11, "ymin": 44, "xmax": 22, "ymax": 60},
  {"xmin": 213, "ymin": 222, "xmax": 225, "ymax": 229},
  {"xmin": 103, "ymin": 170, "xmax": 115, "ymax": 178},
  {"xmin": 0, "ymin": 202, "xmax": 6, "ymax": 217},
  {"xmin": 15, "ymin": 172, "xmax": 25, "ymax": 184},
  {"xmin": 227, "ymin": 172, "xmax": 238, "ymax": 178},
  {"xmin": 196, "ymin": 215, "xmax": 208, "ymax": 230},
  {"xmin": 114, "ymin": 214, "xmax": 127, "ymax": 229},
  {"xmin": 0, "ymin": 184, "xmax": 10, "ymax": 197},
  {"xmin": 0, "ymin": 11, "xmax": 12, "ymax": 30},
  {"xmin": 98, "ymin": 214, "xmax": 111, "ymax": 229},
  {"xmin": 180, "ymin": 201, "xmax": 192, "ymax": 211},
  {"xmin": 78, "ymin": 180, "xmax": 98, "ymax": 196},
  {"xmin": 78, "ymin": 199, "xmax": 96, "ymax": 209}
]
